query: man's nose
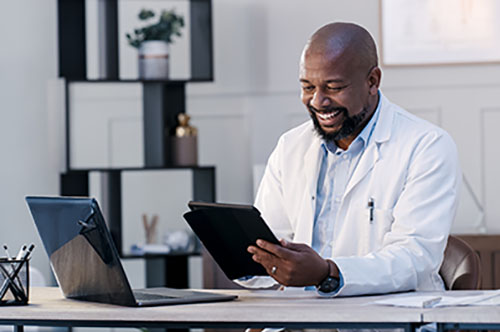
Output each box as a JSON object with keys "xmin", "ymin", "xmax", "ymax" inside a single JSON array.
[{"xmin": 310, "ymin": 90, "xmax": 331, "ymax": 110}]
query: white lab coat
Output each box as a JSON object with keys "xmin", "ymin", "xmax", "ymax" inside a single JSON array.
[{"xmin": 238, "ymin": 93, "xmax": 461, "ymax": 296}]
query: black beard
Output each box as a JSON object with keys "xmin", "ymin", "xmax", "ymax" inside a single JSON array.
[{"xmin": 309, "ymin": 105, "xmax": 370, "ymax": 143}]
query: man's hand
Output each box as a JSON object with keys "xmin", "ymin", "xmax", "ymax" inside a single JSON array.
[{"xmin": 247, "ymin": 239, "xmax": 333, "ymax": 287}]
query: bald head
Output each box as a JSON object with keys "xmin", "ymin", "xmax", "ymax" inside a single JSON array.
[{"xmin": 303, "ymin": 22, "xmax": 378, "ymax": 73}]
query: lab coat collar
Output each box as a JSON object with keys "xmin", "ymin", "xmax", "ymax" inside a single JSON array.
[
  {"xmin": 371, "ymin": 93, "xmax": 393, "ymax": 145},
  {"xmin": 344, "ymin": 92, "xmax": 394, "ymax": 196}
]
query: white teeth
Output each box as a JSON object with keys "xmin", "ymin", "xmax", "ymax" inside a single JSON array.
[{"xmin": 318, "ymin": 110, "xmax": 340, "ymax": 120}]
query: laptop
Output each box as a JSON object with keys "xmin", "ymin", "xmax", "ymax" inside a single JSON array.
[{"xmin": 26, "ymin": 196, "xmax": 237, "ymax": 307}]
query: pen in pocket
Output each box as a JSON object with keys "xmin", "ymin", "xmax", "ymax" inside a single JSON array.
[{"xmin": 367, "ymin": 197, "xmax": 374, "ymax": 224}]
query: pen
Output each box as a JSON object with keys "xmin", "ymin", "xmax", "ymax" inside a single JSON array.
[
  {"xmin": 422, "ymin": 296, "xmax": 442, "ymax": 308},
  {"xmin": 15, "ymin": 245, "xmax": 27, "ymax": 261},
  {"xmin": 3, "ymin": 244, "xmax": 11, "ymax": 260},
  {"xmin": 368, "ymin": 197, "xmax": 374, "ymax": 224},
  {"xmin": 22, "ymin": 244, "xmax": 35, "ymax": 261}
]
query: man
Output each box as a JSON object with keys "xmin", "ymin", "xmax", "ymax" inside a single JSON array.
[{"xmin": 238, "ymin": 22, "xmax": 461, "ymax": 296}]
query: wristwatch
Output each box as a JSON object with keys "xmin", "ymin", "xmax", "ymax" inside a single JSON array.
[{"xmin": 316, "ymin": 259, "xmax": 340, "ymax": 293}]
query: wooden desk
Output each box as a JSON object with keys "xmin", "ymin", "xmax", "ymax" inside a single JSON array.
[
  {"xmin": 0, "ymin": 288, "xmax": 423, "ymax": 332},
  {"xmin": 425, "ymin": 304, "xmax": 500, "ymax": 332}
]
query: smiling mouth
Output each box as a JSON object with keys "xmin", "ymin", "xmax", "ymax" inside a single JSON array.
[{"xmin": 316, "ymin": 110, "xmax": 342, "ymax": 120}]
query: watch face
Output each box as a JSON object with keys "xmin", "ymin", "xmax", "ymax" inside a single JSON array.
[{"xmin": 318, "ymin": 276, "xmax": 340, "ymax": 293}]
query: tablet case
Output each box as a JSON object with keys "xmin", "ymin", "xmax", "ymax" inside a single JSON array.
[{"xmin": 183, "ymin": 201, "xmax": 280, "ymax": 280}]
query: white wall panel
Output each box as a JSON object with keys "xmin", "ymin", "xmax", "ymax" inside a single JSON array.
[
  {"xmin": 190, "ymin": 104, "xmax": 252, "ymax": 204},
  {"xmin": 109, "ymin": 117, "xmax": 144, "ymax": 166},
  {"xmin": 408, "ymin": 108, "xmax": 442, "ymax": 127},
  {"xmin": 69, "ymin": 83, "xmax": 143, "ymax": 168},
  {"xmin": 245, "ymin": 93, "xmax": 304, "ymax": 165},
  {"xmin": 121, "ymin": 170, "xmax": 193, "ymax": 254},
  {"xmin": 0, "ymin": 0, "xmax": 58, "ymax": 284},
  {"xmin": 482, "ymin": 108, "xmax": 500, "ymax": 233},
  {"xmin": 85, "ymin": 0, "xmax": 100, "ymax": 79}
]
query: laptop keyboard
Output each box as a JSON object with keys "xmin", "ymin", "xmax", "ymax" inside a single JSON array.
[{"xmin": 134, "ymin": 291, "xmax": 176, "ymax": 301}]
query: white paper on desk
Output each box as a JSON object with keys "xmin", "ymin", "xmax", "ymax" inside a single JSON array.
[
  {"xmin": 437, "ymin": 291, "xmax": 500, "ymax": 307},
  {"xmin": 374, "ymin": 295, "xmax": 446, "ymax": 308},
  {"xmin": 467, "ymin": 291, "xmax": 500, "ymax": 306},
  {"xmin": 373, "ymin": 290, "xmax": 500, "ymax": 308}
]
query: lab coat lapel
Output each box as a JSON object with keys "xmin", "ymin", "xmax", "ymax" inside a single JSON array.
[
  {"xmin": 296, "ymin": 135, "xmax": 323, "ymax": 244},
  {"xmin": 344, "ymin": 143, "xmax": 379, "ymax": 197},
  {"xmin": 344, "ymin": 95, "xmax": 394, "ymax": 197}
]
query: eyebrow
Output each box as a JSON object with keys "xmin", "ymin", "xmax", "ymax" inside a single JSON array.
[
  {"xmin": 325, "ymin": 79, "xmax": 346, "ymax": 83},
  {"xmin": 299, "ymin": 78, "xmax": 346, "ymax": 84}
]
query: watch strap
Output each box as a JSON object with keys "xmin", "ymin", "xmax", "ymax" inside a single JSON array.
[{"xmin": 316, "ymin": 259, "xmax": 340, "ymax": 293}]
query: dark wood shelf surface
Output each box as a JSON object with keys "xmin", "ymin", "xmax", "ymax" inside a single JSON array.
[
  {"xmin": 65, "ymin": 78, "xmax": 214, "ymax": 84},
  {"xmin": 66, "ymin": 166, "xmax": 215, "ymax": 172},
  {"xmin": 121, "ymin": 251, "xmax": 201, "ymax": 259}
]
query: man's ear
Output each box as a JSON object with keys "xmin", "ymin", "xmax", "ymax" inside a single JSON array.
[{"xmin": 367, "ymin": 67, "xmax": 381, "ymax": 95}]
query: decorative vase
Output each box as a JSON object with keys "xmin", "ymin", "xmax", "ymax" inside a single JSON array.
[
  {"xmin": 172, "ymin": 113, "xmax": 198, "ymax": 166},
  {"xmin": 138, "ymin": 40, "xmax": 169, "ymax": 80}
]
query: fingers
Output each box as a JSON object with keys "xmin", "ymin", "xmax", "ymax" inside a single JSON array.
[
  {"xmin": 280, "ymin": 238, "xmax": 306, "ymax": 251},
  {"xmin": 247, "ymin": 245, "xmax": 280, "ymax": 277},
  {"xmin": 247, "ymin": 245, "xmax": 275, "ymax": 265},
  {"xmin": 255, "ymin": 239, "xmax": 292, "ymax": 259},
  {"xmin": 249, "ymin": 239, "xmax": 328, "ymax": 287},
  {"xmin": 256, "ymin": 239, "xmax": 308, "ymax": 259}
]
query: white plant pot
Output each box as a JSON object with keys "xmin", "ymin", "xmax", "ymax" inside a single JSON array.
[{"xmin": 138, "ymin": 41, "xmax": 169, "ymax": 80}]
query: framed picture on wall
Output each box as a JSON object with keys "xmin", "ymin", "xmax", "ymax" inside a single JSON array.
[{"xmin": 380, "ymin": 0, "xmax": 500, "ymax": 65}]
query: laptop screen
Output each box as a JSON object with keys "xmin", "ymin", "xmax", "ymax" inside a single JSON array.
[{"xmin": 26, "ymin": 196, "xmax": 136, "ymax": 306}]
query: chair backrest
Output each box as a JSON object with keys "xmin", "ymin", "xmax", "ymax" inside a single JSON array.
[{"xmin": 439, "ymin": 235, "xmax": 482, "ymax": 290}]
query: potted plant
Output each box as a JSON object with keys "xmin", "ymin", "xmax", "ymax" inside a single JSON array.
[{"xmin": 126, "ymin": 8, "xmax": 185, "ymax": 80}]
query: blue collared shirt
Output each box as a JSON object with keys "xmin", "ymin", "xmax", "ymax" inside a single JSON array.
[{"xmin": 311, "ymin": 94, "xmax": 381, "ymax": 294}]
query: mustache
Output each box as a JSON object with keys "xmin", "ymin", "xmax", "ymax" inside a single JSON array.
[{"xmin": 308, "ymin": 104, "xmax": 348, "ymax": 115}]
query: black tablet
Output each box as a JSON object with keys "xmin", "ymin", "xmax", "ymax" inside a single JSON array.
[{"xmin": 183, "ymin": 201, "xmax": 280, "ymax": 280}]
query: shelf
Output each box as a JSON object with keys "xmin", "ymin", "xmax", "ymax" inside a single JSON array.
[
  {"xmin": 66, "ymin": 78, "xmax": 214, "ymax": 84},
  {"xmin": 122, "ymin": 251, "xmax": 201, "ymax": 259},
  {"xmin": 67, "ymin": 166, "xmax": 215, "ymax": 172},
  {"xmin": 58, "ymin": 0, "xmax": 213, "ymax": 82},
  {"xmin": 60, "ymin": 0, "xmax": 214, "ymax": 168}
]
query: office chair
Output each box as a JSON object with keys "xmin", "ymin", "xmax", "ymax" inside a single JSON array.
[{"xmin": 439, "ymin": 235, "xmax": 482, "ymax": 290}]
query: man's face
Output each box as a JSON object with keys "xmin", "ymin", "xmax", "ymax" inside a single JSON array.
[{"xmin": 299, "ymin": 49, "xmax": 375, "ymax": 145}]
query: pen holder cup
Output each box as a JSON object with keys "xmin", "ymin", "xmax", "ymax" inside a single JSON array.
[{"xmin": 0, "ymin": 258, "xmax": 29, "ymax": 305}]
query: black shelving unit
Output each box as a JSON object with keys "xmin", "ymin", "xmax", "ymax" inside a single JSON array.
[
  {"xmin": 57, "ymin": 0, "xmax": 214, "ymax": 290},
  {"xmin": 59, "ymin": 0, "xmax": 213, "ymax": 168},
  {"xmin": 60, "ymin": 166, "xmax": 215, "ymax": 288}
]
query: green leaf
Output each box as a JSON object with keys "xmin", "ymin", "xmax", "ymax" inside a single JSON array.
[
  {"xmin": 138, "ymin": 9, "xmax": 155, "ymax": 20},
  {"xmin": 125, "ymin": 8, "xmax": 184, "ymax": 47}
]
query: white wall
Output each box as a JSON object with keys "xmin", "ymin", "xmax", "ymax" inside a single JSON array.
[
  {"xmin": 0, "ymin": 0, "xmax": 58, "ymax": 282},
  {"xmin": 3, "ymin": 0, "xmax": 500, "ymax": 287}
]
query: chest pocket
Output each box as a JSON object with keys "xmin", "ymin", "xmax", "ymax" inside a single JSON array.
[
  {"xmin": 351, "ymin": 207, "xmax": 395, "ymax": 254},
  {"xmin": 369, "ymin": 208, "xmax": 394, "ymax": 250}
]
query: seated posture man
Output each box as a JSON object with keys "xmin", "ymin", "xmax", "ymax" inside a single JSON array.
[{"xmin": 239, "ymin": 22, "xmax": 461, "ymax": 296}]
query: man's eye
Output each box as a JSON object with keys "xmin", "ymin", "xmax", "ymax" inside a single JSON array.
[
  {"xmin": 302, "ymin": 86, "xmax": 314, "ymax": 92},
  {"xmin": 327, "ymin": 86, "xmax": 344, "ymax": 91}
]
